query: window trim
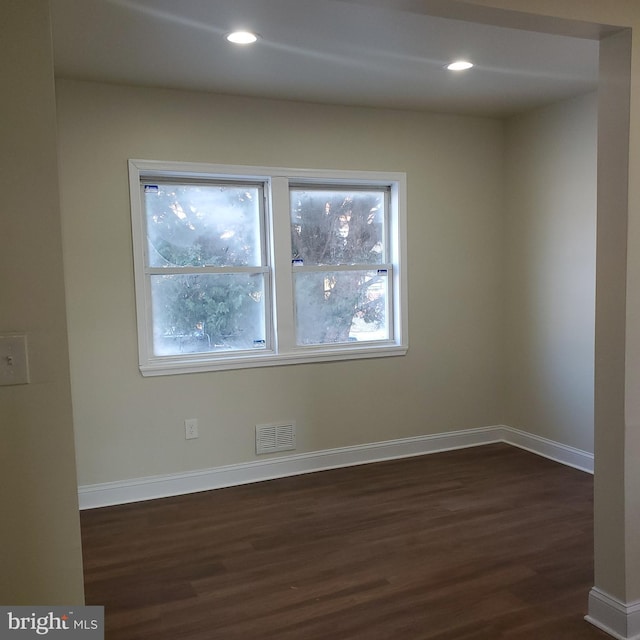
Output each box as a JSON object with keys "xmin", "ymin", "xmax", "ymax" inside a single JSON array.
[{"xmin": 129, "ymin": 159, "xmax": 408, "ymax": 376}]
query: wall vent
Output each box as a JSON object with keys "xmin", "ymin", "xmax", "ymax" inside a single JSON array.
[{"xmin": 256, "ymin": 422, "xmax": 296, "ymax": 455}]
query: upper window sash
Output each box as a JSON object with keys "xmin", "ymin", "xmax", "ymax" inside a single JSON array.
[{"xmin": 140, "ymin": 178, "xmax": 268, "ymax": 271}]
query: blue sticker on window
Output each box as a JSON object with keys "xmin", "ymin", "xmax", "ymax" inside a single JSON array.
[
  {"xmin": 292, "ymin": 259, "xmax": 304, "ymax": 266},
  {"xmin": 377, "ymin": 269, "xmax": 388, "ymax": 275},
  {"xmin": 253, "ymin": 339, "xmax": 266, "ymax": 348},
  {"xmin": 144, "ymin": 185, "xmax": 159, "ymax": 193}
]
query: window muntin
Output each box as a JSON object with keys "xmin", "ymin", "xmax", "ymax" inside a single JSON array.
[{"xmin": 129, "ymin": 161, "xmax": 407, "ymax": 375}]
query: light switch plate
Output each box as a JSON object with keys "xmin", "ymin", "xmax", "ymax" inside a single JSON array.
[{"xmin": 0, "ymin": 335, "xmax": 30, "ymax": 386}]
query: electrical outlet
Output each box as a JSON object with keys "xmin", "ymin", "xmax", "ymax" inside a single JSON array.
[{"xmin": 185, "ymin": 418, "xmax": 199, "ymax": 440}]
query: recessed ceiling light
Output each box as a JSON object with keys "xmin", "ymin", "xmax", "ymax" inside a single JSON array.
[
  {"xmin": 226, "ymin": 31, "xmax": 259, "ymax": 45},
  {"xmin": 446, "ymin": 60, "xmax": 474, "ymax": 71}
]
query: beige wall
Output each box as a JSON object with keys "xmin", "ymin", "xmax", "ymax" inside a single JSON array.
[
  {"xmin": 461, "ymin": 0, "xmax": 640, "ymax": 608},
  {"xmin": 0, "ymin": 1, "xmax": 84, "ymax": 604},
  {"xmin": 503, "ymin": 93, "xmax": 597, "ymax": 452},
  {"xmin": 56, "ymin": 79, "xmax": 505, "ymax": 486}
]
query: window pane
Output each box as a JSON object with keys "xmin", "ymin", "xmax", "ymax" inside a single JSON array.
[
  {"xmin": 290, "ymin": 189, "xmax": 386, "ymax": 266},
  {"xmin": 145, "ymin": 183, "xmax": 262, "ymax": 267},
  {"xmin": 150, "ymin": 273, "xmax": 267, "ymax": 355},
  {"xmin": 294, "ymin": 270, "xmax": 389, "ymax": 345}
]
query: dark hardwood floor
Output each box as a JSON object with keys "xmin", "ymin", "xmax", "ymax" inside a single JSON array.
[{"xmin": 81, "ymin": 443, "xmax": 611, "ymax": 639}]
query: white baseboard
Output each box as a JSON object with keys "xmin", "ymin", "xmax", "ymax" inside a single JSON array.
[
  {"xmin": 502, "ymin": 425, "xmax": 594, "ymax": 474},
  {"xmin": 78, "ymin": 425, "xmax": 593, "ymax": 509},
  {"xmin": 78, "ymin": 425, "xmax": 503, "ymax": 509},
  {"xmin": 586, "ymin": 588, "xmax": 640, "ymax": 640}
]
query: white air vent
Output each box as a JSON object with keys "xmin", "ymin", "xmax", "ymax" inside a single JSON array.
[{"xmin": 256, "ymin": 422, "xmax": 296, "ymax": 455}]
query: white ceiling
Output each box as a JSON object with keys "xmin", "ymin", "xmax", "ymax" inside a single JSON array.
[{"xmin": 50, "ymin": 0, "xmax": 600, "ymax": 118}]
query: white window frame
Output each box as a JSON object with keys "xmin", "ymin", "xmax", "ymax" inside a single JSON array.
[{"xmin": 129, "ymin": 159, "xmax": 408, "ymax": 376}]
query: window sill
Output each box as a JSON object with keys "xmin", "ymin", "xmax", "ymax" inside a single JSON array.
[{"xmin": 139, "ymin": 344, "xmax": 408, "ymax": 376}]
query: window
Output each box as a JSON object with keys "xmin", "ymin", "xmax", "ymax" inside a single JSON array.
[
  {"xmin": 129, "ymin": 161, "xmax": 407, "ymax": 375},
  {"xmin": 141, "ymin": 180, "xmax": 269, "ymax": 356},
  {"xmin": 290, "ymin": 186, "xmax": 391, "ymax": 346}
]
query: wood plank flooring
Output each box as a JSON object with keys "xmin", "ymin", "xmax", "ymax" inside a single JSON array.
[{"xmin": 80, "ymin": 443, "xmax": 611, "ymax": 639}]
